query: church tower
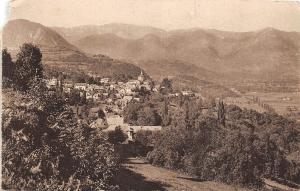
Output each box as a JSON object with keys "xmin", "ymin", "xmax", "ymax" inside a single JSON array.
[{"xmin": 138, "ymin": 70, "xmax": 145, "ymax": 82}]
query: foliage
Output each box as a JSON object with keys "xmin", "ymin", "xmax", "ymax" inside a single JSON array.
[
  {"xmin": 159, "ymin": 78, "xmax": 173, "ymax": 95},
  {"xmin": 146, "ymin": 98, "xmax": 300, "ymax": 188},
  {"xmin": 13, "ymin": 43, "xmax": 43, "ymax": 91},
  {"xmin": 124, "ymin": 101, "xmax": 162, "ymax": 126},
  {"xmin": 135, "ymin": 130, "xmax": 160, "ymax": 147},
  {"xmin": 2, "ymin": 48, "xmax": 15, "ymax": 83},
  {"xmin": 217, "ymin": 100, "xmax": 226, "ymax": 127},
  {"xmin": 2, "ymin": 50, "xmax": 121, "ymax": 190},
  {"xmin": 108, "ymin": 126, "xmax": 127, "ymax": 144}
]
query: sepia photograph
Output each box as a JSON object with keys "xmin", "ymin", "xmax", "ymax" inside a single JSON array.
[{"xmin": 1, "ymin": 0, "xmax": 300, "ymax": 190}]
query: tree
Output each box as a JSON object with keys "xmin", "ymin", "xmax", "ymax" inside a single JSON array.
[
  {"xmin": 218, "ymin": 100, "xmax": 226, "ymax": 127},
  {"xmin": 14, "ymin": 43, "xmax": 43, "ymax": 91},
  {"xmin": 161, "ymin": 97, "xmax": 171, "ymax": 126},
  {"xmin": 108, "ymin": 126, "xmax": 126, "ymax": 144},
  {"xmin": 159, "ymin": 78, "xmax": 173, "ymax": 95},
  {"xmin": 2, "ymin": 48, "xmax": 14, "ymax": 80},
  {"xmin": 80, "ymin": 91, "xmax": 87, "ymax": 105},
  {"xmin": 2, "ymin": 82, "xmax": 120, "ymax": 190},
  {"xmin": 69, "ymin": 89, "xmax": 81, "ymax": 106}
]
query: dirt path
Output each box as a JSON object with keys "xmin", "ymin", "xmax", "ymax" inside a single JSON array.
[{"xmin": 115, "ymin": 157, "xmax": 251, "ymax": 191}]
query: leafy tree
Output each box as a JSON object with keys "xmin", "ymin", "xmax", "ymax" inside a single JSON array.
[
  {"xmin": 2, "ymin": 48, "xmax": 14, "ymax": 81},
  {"xmin": 81, "ymin": 91, "xmax": 87, "ymax": 105},
  {"xmin": 217, "ymin": 100, "xmax": 226, "ymax": 127},
  {"xmin": 14, "ymin": 43, "xmax": 43, "ymax": 91},
  {"xmin": 124, "ymin": 102, "xmax": 141, "ymax": 124},
  {"xmin": 159, "ymin": 78, "xmax": 173, "ymax": 95},
  {"xmin": 2, "ymin": 80, "xmax": 120, "ymax": 190},
  {"xmin": 69, "ymin": 89, "xmax": 81, "ymax": 106},
  {"xmin": 147, "ymin": 98, "xmax": 300, "ymax": 188},
  {"xmin": 108, "ymin": 126, "xmax": 127, "ymax": 144},
  {"xmin": 161, "ymin": 97, "xmax": 171, "ymax": 126}
]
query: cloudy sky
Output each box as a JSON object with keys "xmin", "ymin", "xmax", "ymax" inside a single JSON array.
[{"xmin": 6, "ymin": 0, "xmax": 300, "ymax": 31}]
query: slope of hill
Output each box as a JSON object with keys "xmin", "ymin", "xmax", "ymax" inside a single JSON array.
[
  {"xmin": 3, "ymin": 19, "xmax": 75, "ymax": 49},
  {"xmin": 2, "ymin": 19, "xmax": 147, "ymax": 80},
  {"xmin": 134, "ymin": 59, "xmax": 218, "ymax": 82},
  {"xmin": 131, "ymin": 59, "xmax": 235, "ymax": 97},
  {"xmin": 2, "ymin": 19, "xmax": 88, "ymax": 62},
  {"xmin": 52, "ymin": 23, "xmax": 166, "ymax": 42},
  {"xmin": 72, "ymin": 27, "xmax": 300, "ymax": 81}
]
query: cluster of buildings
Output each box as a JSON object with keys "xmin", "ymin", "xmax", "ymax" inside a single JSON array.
[{"xmin": 46, "ymin": 70, "xmax": 153, "ymax": 110}]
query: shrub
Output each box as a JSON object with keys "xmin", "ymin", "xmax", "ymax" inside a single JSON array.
[
  {"xmin": 147, "ymin": 103, "xmax": 300, "ymax": 188},
  {"xmin": 2, "ymin": 83, "xmax": 120, "ymax": 190},
  {"xmin": 14, "ymin": 43, "xmax": 43, "ymax": 91},
  {"xmin": 108, "ymin": 126, "xmax": 127, "ymax": 144}
]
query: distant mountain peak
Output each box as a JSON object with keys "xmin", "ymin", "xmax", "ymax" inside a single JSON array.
[{"xmin": 4, "ymin": 19, "xmax": 76, "ymax": 50}]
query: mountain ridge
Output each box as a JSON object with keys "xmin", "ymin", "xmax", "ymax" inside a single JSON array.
[
  {"xmin": 69, "ymin": 25, "xmax": 300, "ymax": 81},
  {"xmin": 2, "ymin": 19, "xmax": 148, "ymax": 81}
]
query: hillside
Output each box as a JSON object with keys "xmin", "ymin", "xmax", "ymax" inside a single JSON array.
[
  {"xmin": 134, "ymin": 59, "xmax": 218, "ymax": 82},
  {"xmin": 2, "ymin": 19, "xmax": 88, "ymax": 62},
  {"xmin": 72, "ymin": 27, "xmax": 300, "ymax": 81},
  {"xmin": 2, "ymin": 19, "xmax": 147, "ymax": 80}
]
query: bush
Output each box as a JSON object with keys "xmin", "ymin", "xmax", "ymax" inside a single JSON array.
[
  {"xmin": 108, "ymin": 126, "xmax": 127, "ymax": 144},
  {"xmin": 13, "ymin": 43, "xmax": 43, "ymax": 91},
  {"xmin": 135, "ymin": 130, "xmax": 160, "ymax": 147},
  {"xmin": 2, "ymin": 82, "xmax": 120, "ymax": 190},
  {"xmin": 146, "ymin": 102, "xmax": 300, "ymax": 188}
]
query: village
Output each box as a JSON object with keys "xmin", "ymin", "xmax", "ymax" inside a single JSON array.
[{"xmin": 44, "ymin": 70, "xmax": 197, "ymax": 140}]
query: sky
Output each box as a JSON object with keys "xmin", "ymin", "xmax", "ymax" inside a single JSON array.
[{"xmin": 5, "ymin": 0, "xmax": 300, "ymax": 32}]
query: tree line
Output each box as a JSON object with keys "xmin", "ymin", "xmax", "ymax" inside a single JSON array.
[{"xmin": 131, "ymin": 93, "xmax": 300, "ymax": 188}]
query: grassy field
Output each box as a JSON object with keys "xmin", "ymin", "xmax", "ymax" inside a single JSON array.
[
  {"xmin": 244, "ymin": 92, "xmax": 300, "ymax": 114},
  {"xmin": 224, "ymin": 91, "xmax": 300, "ymax": 121}
]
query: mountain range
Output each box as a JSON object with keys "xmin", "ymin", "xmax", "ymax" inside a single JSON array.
[
  {"xmin": 2, "ymin": 19, "xmax": 300, "ymax": 96},
  {"xmin": 2, "ymin": 19, "xmax": 145, "ymax": 80},
  {"xmin": 62, "ymin": 27, "xmax": 300, "ymax": 82},
  {"xmin": 52, "ymin": 23, "xmax": 166, "ymax": 42}
]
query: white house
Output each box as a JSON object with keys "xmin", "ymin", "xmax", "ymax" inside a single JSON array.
[
  {"xmin": 74, "ymin": 83, "xmax": 87, "ymax": 91},
  {"xmin": 100, "ymin": 78, "xmax": 110, "ymax": 84}
]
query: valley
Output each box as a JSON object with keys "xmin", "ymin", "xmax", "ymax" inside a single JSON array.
[{"xmin": 2, "ymin": 18, "xmax": 300, "ymax": 191}]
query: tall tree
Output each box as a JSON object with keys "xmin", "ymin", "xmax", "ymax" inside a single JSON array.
[
  {"xmin": 217, "ymin": 100, "xmax": 226, "ymax": 127},
  {"xmin": 2, "ymin": 48, "xmax": 14, "ymax": 80},
  {"xmin": 159, "ymin": 78, "xmax": 173, "ymax": 95},
  {"xmin": 161, "ymin": 97, "xmax": 171, "ymax": 126},
  {"xmin": 14, "ymin": 43, "xmax": 43, "ymax": 91}
]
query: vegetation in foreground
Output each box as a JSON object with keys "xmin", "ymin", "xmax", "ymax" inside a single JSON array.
[
  {"xmin": 127, "ymin": 88, "xmax": 300, "ymax": 188},
  {"xmin": 2, "ymin": 44, "xmax": 120, "ymax": 190}
]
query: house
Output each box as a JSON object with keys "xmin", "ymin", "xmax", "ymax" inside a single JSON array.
[
  {"xmin": 86, "ymin": 92, "xmax": 93, "ymax": 100},
  {"xmin": 126, "ymin": 125, "xmax": 162, "ymax": 142},
  {"xmin": 118, "ymin": 88, "xmax": 126, "ymax": 95},
  {"xmin": 63, "ymin": 83, "xmax": 73, "ymax": 93},
  {"xmin": 133, "ymin": 97, "xmax": 140, "ymax": 102},
  {"xmin": 92, "ymin": 92, "xmax": 102, "ymax": 101},
  {"xmin": 123, "ymin": 96, "xmax": 133, "ymax": 103},
  {"xmin": 89, "ymin": 118, "xmax": 107, "ymax": 129},
  {"xmin": 127, "ymin": 127, "xmax": 135, "ymax": 142},
  {"xmin": 100, "ymin": 78, "xmax": 110, "ymax": 84},
  {"xmin": 141, "ymin": 84, "xmax": 151, "ymax": 91},
  {"xmin": 181, "ymin": 90, "xmax": 195, "ymax": 97},
  {"xmin": 47, "ymin": 78, "xmax": 58, "ymax": 89},
  {"xmin": 74, "ymin": 83, "xmax": 87, "ymax": 91},
  {"xmin": 127, "ymin": 80, "xmax": 140, "ymax": 86},
  {"xmin": 138, "ymin": 70, "xmax": 145, "ymax": 82},
  {"xmin": 88, "ymin": 107, "xmax": 106, "ymax": 120}
]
